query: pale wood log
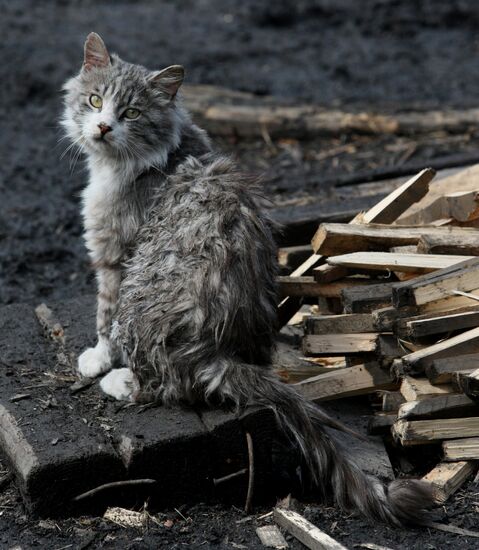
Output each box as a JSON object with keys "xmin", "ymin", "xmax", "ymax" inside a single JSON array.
[
  {"xmin": 443, "ymin": 437, "xmax": 479, "ymax": 461},
  {"xmin": 418, "ymin": 232, "xmax": 479, "ymax": 256},
  {"xmin": 418, "ymin": 291, "xmax": 479, "ymax": 314},
  {"xmin": 305, "ymin": 313, "xmax": 375, "ymax": 335},
  {"xmin": 393, "ymin": 417, "xmax": 479, "ymax": 446},
  {"xmin": 400, "ymin": 377, "xmax": 454, "ymax": 402},
  {"xmin": 303, "ymin": 333, "xmax": 379, "ymax": 356},
  {"xmin": 392, "ymin": 257, "xmax": 479, "ymax": 308},
  {"xmin": 328, "ymin": 252, "xmax": 471, "ymax": 274},
  {"xmin": 273, "ymin": 508, "xmax": 347, "ymax": 550},
  {"xmin": 397, "ymin": 394, "xmax": 478, "ymax": 420},
  {"xmin": 401, "ymin": 327, "xmax": 479, "ymax": 374},
  {"xmin": 278, "ymin": 276, "xmax": 373, "ymax": 299},
  {"xmin": 311, "ymin": 223, "xmax": 478, "ymax": 256},
  {"xmin": 360, "ymin": 168, "xmax": 434, "ymax": 224},
  {"xmin": 425, "ymin": 354, "xmax": 479, "ymax": 384},
  {"xmin": 295, "ymin": 363, "xmax": 396, "ymax": 401},
  {"xmin": 422, "ymin": 461, "xmax": 478, "ymax": 503},
  {"xmin": 396, "ymin": 306, "xmax": 479, "ymax": 338}
]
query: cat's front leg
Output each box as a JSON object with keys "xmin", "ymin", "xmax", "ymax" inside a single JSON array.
[
  {"xmin": 78, "ymin": 267, "xmax": 120, "ymax": 378},
  {"xmin": 99, "ymin": 368, "xmax": 136, "ymax": 401}
]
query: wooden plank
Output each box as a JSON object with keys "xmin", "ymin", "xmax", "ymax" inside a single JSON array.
[
  {"xmin": 423, "ymin": 461, "xmax": 478, "ymax": 503},
  {"xmin": 368, "ymin": 412, "xmax": 396, "ymax": 435},
  {"xmin": 397, "ymin": 394, "xmax": 478, "ymax": 420},
  {"xmin": 295, "ymin": 363, "xmax": 396, "ymax": 401},
  {"xmin": 425, "ymin": 354, "xmax": 479, "ymax": 384},
  {"xmin": 360, "ymin": 168, "xmax": 435, "ymax": 224},
  {"xmin": 372, "ymin": 306, "xmax": 402, "ymax": 331},
  {"xmin": 278, "ymin": 245, "xmax": 313, "ymax": 270},
  {"xmin": 304, "ymin": 314, "xmax": 375, "ymax": 335},
  {"xmin": 342, "ymin": 282, "xmax": 394, "ymax": 313},
  {"xmin": 393, "ymin": 417, "xmax": 479, "ymax": 445},
  {"xmin": 274, "ymin": 508, "xmax": 348, "ymax": 550},
  {"xmin": 312, "ymin": 264, "xmax": 349, "ymax": 283},
  {"xmin": 311, "ymin": 223, "xmax": 478, "ymax": 256},
  {"xmin": 418, "ymin": 232, "xmax": 479, "ymax": 256},
  {"xmin": 396, "ymin": 306, "xmax": 479, "ymax": 338},
  {"xmin": 400, "ymin": 377, "xmax": 454, "ymax": 402},
  {"xmin": 392, "ymin": 257, "xmax": 479, "ymax": 307},
  {"xmin": 327, "ymin": 252, "xmax": 472, "ymax": 274},
  {"xmin": 381, "ymin": 391, "xmax": 406, "ymax": 412},
  {"xmin": 256, "ymin": 525, "xmax": 288, "ymax": 549},
  {"xmin": 278, "ymin": 276, "xmax": 373, "ymax": 298},
  {"xmin": 401, "ymin": 327, "xmax": 479, "ymax": 374},
  {"xmin": 454, "ymin": 367, "xmax": 479, "ymax": 400},
  {"xmin": 303, "ymin": 333, "xmax": 379, "ymax": 356},
  {"xmin": 443, "ymin": 437, "xmax": 479, "ymax": 461}
]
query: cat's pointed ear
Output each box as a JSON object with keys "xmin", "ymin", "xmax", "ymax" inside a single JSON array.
[
  {"xmin": 83, "ymin": 32, "xmax": 111, "ymax": 71},
  {"xmin": 148, "ymin": 65, "xmax": 184, "ymax": 98}
]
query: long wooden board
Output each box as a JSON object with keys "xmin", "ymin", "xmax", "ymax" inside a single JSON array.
[
  {"xmin": 443, "ymin": 437, "xmax": 479, "ymax": 461},
  {"xmin": 393, "ymin": 417, "xmax": 479, "ymax": 445}
]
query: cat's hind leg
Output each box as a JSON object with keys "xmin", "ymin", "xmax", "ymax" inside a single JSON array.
[{"xmin": 100, "ymin": 367, "xmax": 136, "ymax": 401}]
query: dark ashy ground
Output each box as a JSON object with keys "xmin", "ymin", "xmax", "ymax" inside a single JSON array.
[{"xmin": 1, "ymin": 0, "xmax": 479, "ymax": 548}]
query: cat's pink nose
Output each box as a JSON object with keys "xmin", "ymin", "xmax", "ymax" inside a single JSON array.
[{"xmin": 98, "ymin": 122, "xmax": 112, "ymax": 136}]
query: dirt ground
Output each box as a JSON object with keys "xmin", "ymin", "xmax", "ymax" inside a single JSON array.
[{"xmin": 1, "ymin": 0, "xmax": 479, "ymax": 548}]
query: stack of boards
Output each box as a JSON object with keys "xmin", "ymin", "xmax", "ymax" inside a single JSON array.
[{"xmin": 277, "ymin": 165, "xmax": 479, "ymax": 504}]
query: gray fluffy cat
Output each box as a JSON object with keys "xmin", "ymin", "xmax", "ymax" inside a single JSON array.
[{"xmin": 62, "ymin": 33, "xmax": 433, "ymax": 525}]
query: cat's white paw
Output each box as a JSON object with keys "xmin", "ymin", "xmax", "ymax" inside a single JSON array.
[
  {"xmin": 100, "ymin": 368, "xmax": 135, "ymax": 401},
  {"xmin": 78, "ymin": 339, "xmax": 111, "ymax": 378}
]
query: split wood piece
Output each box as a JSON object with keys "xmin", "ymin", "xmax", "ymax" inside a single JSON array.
[
  {"xmin": 277, "ymin": 276, "xmax": 373, "ymax": 298},
  {"xmin": 360, "ymin": 168, "xmax": 435, "ymax": 224},
  {"xmin": 397, "ymin": 394, "xmax": 479, "ymax": 420},
  {"xmin": 392, "ymin": 257, "xmax": 479, "ymax": 308},
  {"xmin": 389, "ymin": 245, "xmax": 419, "ymax": 254},
  {"xmin": 400, "ymin": 377, "xmax": 454, "ymax": 402},
  {"xmin": 393, "ymin": 417, "xmax": 479, "ymax": 446},
  {"xmin": 273, "ymin": 508, "xmax": 347, "ymax": 550},
  {"xmin": 278, "ymin": 245, "xmax": 313, "ymax": 271},
  {"xmin": 313, "ymin": 264, "xmax": 349, "ymax": 284},
  {"xmin": 295, "ymin": 362, "xmax": 396, "ymax": 401},
  {"xmin": 401, "ymin": 327, "xmax": 479, "ymax": 375},
  {"xmin": 311, "ymin": 223, "xmax": 478, "ymax": 257},
  {"xmin": 396, "ymin": 306, "xmax": 479, "ymax": 339},
  {"xmin": 381, "ymin": 391, "xmax": 405, "ymax": 412},
  {"xmin": 443, "ymin": 438, "xmax": 479, "ymax": 461},
  {"xmin": 454, "ymin": 368, "xmax": 479, "ymax": 401},
  {"xmin": 327, "ymin": 252, "xmax": 472, "ymax": 274},
  {"xmin": 372, "ymin": 306, "xmax": 401, "ymax": 331},
  {"xmin": 256, "ymin": 525, "xmax": 289, "ymax": 549},
  {"xmin": 423, "ymin": 461, "xmax": 478, "ymax": 503},
  {"xmin": 303, "ymin": 333, "xmax": 379, "ymax": 356},
  {"xmin": 418, "ymin": 290, "xmax": 479, "ymax": 315},
  {"xmin": 418, "ymin": 232, "xmax": 479, "ymax": 256},
  {"xmin": 277, "ymin": 254, "xmax": 322, "ymax": 327},
  {"xmin": 342, "ymin": 282, "xmax": 394, "ymax": 314},
  {"xmin": 425, "ymin": 354, "xmax": 479, "ymax": 384},
  {"xmin": 304, "ymin": 313, "xmax": 375, "ymax": 335},
  {"xmin": 279, "ymin": 168, "xmax": 434, "ymax": 326},
  {"xmin": 368, "ymin": 413, "xmax": 396, "ymax": 436}
]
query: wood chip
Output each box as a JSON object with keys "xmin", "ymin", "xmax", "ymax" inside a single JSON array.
[{"xmin": 256, "ymin": 525, "xmax": 289, "ymax": 549}]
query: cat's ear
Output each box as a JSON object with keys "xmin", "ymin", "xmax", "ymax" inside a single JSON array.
[
  {"xmin": 83, "ymin": 32, "xmax": 111, "ymax": 71},
  {"xmin": 148, "ymin": 65, "xmax": 184, "ymax": 98}
]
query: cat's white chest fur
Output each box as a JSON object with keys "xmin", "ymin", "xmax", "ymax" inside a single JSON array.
[{"xmin": 81, "ymin": 159, "xmax": 130, "ymax": 262}]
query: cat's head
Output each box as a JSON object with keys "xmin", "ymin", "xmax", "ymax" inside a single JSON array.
[{"xmin": 62, "ymin": 33, "xmax": 185, "ymax": 166}]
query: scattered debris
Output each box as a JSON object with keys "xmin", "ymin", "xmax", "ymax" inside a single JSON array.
[
  {"xmin": 256, "ymin": 524, "xmax": 288, "ymax": 549},
  {"xmin": 103, "ymin": 507, "xmax": 146, "ymax": 528},
  {"xmin": 274, "ymin": 507, "xmax": 347, "ymax": 550}
]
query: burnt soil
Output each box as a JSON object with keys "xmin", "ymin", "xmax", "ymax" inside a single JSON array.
[{"xmin": 1, "ymin": 0, "xmax": 479, "ymax": 548}]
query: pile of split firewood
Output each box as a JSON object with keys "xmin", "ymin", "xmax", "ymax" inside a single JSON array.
[{"xmin": 277, "ymin": 165, "xmax": 479, "ymax": 505}]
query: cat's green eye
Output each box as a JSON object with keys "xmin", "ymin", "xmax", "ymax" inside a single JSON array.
[
  {"xmin": 124, "ymin": 108, "xmax": 141, "ymax": 120},
  {"xmin": 89, "ymin": 94, "xmax": 103, "ymax": 109}
]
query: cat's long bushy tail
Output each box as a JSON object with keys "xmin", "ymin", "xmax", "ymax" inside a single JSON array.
[{"xmin": 198, "ymin": 360, "xmax": 434, "ymax": 526}]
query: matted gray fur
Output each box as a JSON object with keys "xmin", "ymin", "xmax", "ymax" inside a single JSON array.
[{"xmin": 62, "ymin": 33, "xmax": 434, "ymax": 525}]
